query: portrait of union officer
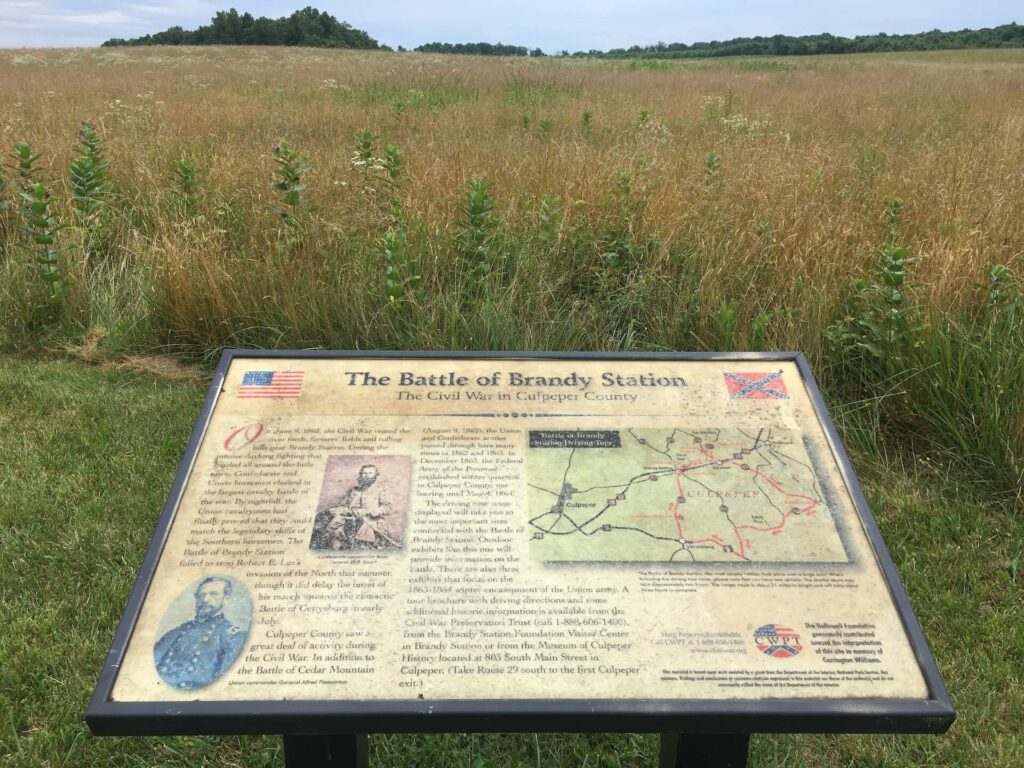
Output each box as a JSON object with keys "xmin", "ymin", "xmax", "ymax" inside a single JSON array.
[{"xmin": 153, "ymin": 575, "xmax": 248, "ymax": 689}]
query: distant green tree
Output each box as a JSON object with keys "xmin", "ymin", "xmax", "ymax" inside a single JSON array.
[
  {"xmin": 414, "ymin": 41, "xmax": 531, "ymax": 56},
  {"xmin": 562, "ymin": 21, "xmax": 1024, "ymax": 60},
  {"xmin": 102, "ymin": 6, "xmax": 380, "ymax": 49}
]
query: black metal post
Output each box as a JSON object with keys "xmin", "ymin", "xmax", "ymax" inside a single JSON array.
[
  {"xmin": 282, "ymin": 734, "xmax": 368, "ymax": 768},
  {"xmin": 659, "ymin": 733, "xmax": 749, "ymax": 768}
]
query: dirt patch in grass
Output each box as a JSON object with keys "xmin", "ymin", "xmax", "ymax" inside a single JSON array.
[
  {"xmin": 112, "ymin": 354, "xmax": 207, "ymax": 381},
  {"xmin": 58, "ymin": 327, "xmax": 206, "ymax": 381}
]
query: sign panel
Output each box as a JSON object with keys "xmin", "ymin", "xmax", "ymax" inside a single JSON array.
[{"xmin": 89, "ymin": 352, "xmax": 953, "ymax": 733}]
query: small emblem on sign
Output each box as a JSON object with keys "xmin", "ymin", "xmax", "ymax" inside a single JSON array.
[
  {"xmin": 754, "ymin": 623, "xmax": 803, "ymax": 658},
  {"xmin": 723, "ymin": 371, "xmax": 789, "ymax": 400}
]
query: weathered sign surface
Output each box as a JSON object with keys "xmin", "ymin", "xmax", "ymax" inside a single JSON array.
[{"xmin": 90, "ymin": 352, "xmax": 953, "ymax": 734}]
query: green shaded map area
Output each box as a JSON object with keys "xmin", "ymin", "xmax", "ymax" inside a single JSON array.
[{"xmin": 527, "ymin": 427, "xmax": 848, "ymax": 563}]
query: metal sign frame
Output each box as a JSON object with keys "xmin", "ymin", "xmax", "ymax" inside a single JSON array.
[{"xmin": 87, "ymin": 350, "xmax": 955, "ymax": 736}]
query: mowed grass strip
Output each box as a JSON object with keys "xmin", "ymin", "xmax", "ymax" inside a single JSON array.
[
  {"xmin": 0, "ymin": 357, "xmax": 278, "ymax": 768},
  {"xmin": 1, "ymin": 357, "xmax": 1021, "ymax": 766}
]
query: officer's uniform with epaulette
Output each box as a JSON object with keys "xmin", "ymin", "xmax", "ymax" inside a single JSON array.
[{"xmin": 154, "ymin": 612, "xmax": 246, "ymax": 689}]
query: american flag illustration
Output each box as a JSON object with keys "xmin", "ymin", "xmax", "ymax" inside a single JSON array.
[{"xmin": 238, "ymin": 370, "xmax": 305, "ymax": 399}]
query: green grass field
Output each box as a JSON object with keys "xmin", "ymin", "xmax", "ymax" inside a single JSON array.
[{"xmin": 1, "ymin": 357, "xmax": 1020, "ymax": 767}]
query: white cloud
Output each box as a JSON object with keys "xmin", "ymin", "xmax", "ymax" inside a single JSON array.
[
  {"xmin": 57, "ymin": 10, "xmax": 131, "ymax": 25},
  {"xmin": 128, "ymin": 3, "xmax": 190, "ymax": 14},
  {"xmin": 128, "ymin": 1, "xmax": 216, "ymax": 17}
]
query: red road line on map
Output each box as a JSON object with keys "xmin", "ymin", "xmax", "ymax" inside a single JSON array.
[
  {"xmin": 675, "ymin": 456, "xmax": 746, "ymax": 558},
  {"xmin": 671, "ymin": 501, "xmax": 684, "ymax": 539},
  {"xmin": 672, "ymin": 463, "xmax": 689, "ymax": 539},
  {"xmin": 628, "ymin": 445, "xmax": 820, "ymax": 561},
  {"xmin": 722, "ymin": 459, "xmax": 821, "ymax": 539},
  {"xmin": 726, "ymin": 460, "xmax": 818, "ymax": 504},
  {"xmin": 735, "ymin": 502, "xmax": 818, "ymax": 534},
  {"xmin": 671, "ymin": 461, "xmax": 733, "ymax": 551},
  {"xmin": 688, "ymin": 451, "xmax": 818, "ymax": 559}
]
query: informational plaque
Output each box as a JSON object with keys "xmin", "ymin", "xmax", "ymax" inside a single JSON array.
[{"xmin": 88, "ymin": 352, "xmax": 953, "ymax": 735}]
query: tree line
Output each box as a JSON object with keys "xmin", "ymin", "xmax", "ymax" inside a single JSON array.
[
  {"xmin": 413, "ymin": 42, "xmax": 544, "ymax": 57},
  {"xmin": 102, "ymin": 7, "xmax": 379, "ymax": 49},
  {"xmin": 103, "ymin": 9, "xmax": 1022, "ymax": 60},
  {"xmin": 595, "ymin": 22, "xmax": 1024, "ymax": 59},
  {"xmin": 421, "ymin": 22, "xmax": 1024, "ymax": 59}
]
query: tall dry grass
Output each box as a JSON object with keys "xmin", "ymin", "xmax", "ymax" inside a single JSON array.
[
  {"xmin": 0, "ymin": 46, "xmax": 1022, "ymax": 494},
  {"xmin": 1, "ymin": 49, "xmax": 1021, "ymax": 318}
]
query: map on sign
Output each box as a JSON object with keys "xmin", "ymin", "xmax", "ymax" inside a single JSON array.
[{"xmin": 527, "ymin": 427, "xmax": 848, "ymax": 564}]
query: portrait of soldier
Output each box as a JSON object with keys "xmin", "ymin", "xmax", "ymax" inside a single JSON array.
[
  {"xmin": 153, "ymin": 575, "xmax": 248, "ymax": 690},
  {"xmin": 309, "ymin": 463, "xmax": 403, "ymax": 551}
]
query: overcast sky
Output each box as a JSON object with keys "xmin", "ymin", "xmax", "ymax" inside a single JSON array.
[{"xmin": 0, "ymin": 1, "xmax": 1019, "ymax": 51}]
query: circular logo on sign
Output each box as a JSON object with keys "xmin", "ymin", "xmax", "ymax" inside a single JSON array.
[{"xmin": 754, "ymin": 623, "xmax": 803, "ymax": 658}]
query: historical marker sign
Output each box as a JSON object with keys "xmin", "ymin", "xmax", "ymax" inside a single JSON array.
[{"xmin": 88, "ymin": 352, "xmax": 953, "ymax": 735}]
